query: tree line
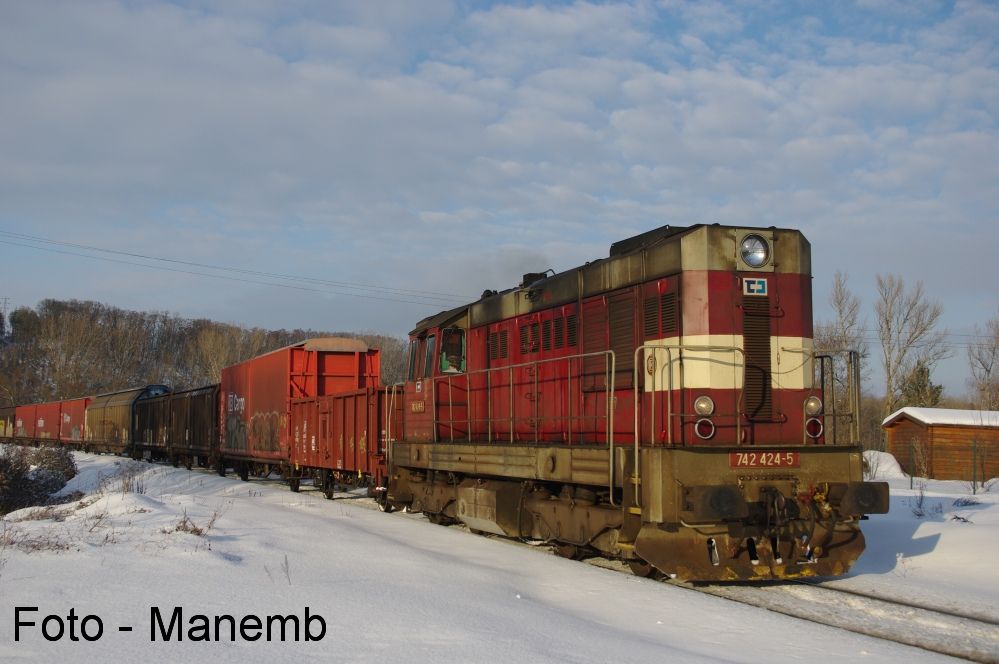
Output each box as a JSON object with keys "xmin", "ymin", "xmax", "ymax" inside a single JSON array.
[
  {"xmin": 815, "ymin": 272, "xmax": 999, "ymax": 449},
  {"xmin": 0, "ymin": 299, "xmax": 409, "ymax": 405}
]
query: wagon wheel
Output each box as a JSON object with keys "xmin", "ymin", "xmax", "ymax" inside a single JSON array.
[
  {"xmin": 216, "ymin": 458, "xmax": 226, "ymax": 477},
  {"xmin": 239, "ymin": 463, "xmax": 249, "ymax": 482},
  {"xmin": 322, "ymin": 472, "xmax": 335, "ymax": 500},
  {"xmin": 377, "ymin": 497, "xmax": 394, "ymax": 513},
  {"xmin": 289, "ymin": 477, "xmax": 300, "ymax": 493}
]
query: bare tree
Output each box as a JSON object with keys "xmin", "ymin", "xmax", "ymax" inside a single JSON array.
[
  {"xmin": 967, "ymin": 313, "xmax": 999, "ymax": 410},
  {"xmin": 875, "ymin": 274, "xmax": 948, "ymax": 417},
  {"xmin": 814, "ymin": 272, "xmax": 868, "ymax": 443}
]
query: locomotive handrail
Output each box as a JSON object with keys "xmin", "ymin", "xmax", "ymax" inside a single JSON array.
[
  {"xmin": 632, "ymin": 343, "xmax": 747, "ymax": 508},
  {"xmin": 427, "ymin": 350, "xmax": 618, "ymax": 504},
  {"xmin": 792, "ymin": 347, "xmax": 862, "ymax": 446}
]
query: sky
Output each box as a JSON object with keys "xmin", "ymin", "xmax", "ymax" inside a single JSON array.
[{"xmin": 0, "ymin": 0, "xmax": 996, "ymax": 396}]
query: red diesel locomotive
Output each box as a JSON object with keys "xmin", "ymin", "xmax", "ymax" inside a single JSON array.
[{"xmin": 381, "ymin": 223, "xmax": 888, "ymax": 580}]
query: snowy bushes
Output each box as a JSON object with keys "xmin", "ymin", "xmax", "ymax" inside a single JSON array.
[{"xmin": 0, "ymin": 446, "xmax": 78, "ymax": 515}]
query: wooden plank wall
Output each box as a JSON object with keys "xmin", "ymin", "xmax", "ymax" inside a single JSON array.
[
  {"xmin": 927, "ymin": 424, "xmax": 999, "ymax": 482},
  {"xmin": 886, "ymin": 418, "xmax": 999, "ymax": 481},
  {"xmin": 886, "ymin": 420, "xmax": 928, "ymax": 476}
]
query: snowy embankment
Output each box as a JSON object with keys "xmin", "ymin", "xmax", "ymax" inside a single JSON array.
[
  {"xmin": 0, "ymin": 452, "xmax": 989, "ymax": 663},
  {"xmin": 844, "ymin": 452, "xmax": 999, "ymax": 620}
]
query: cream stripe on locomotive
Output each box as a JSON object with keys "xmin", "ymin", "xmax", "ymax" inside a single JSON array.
[{"xmin": 642, "ymin": 335, "xmax": 815, "ymax": 391}]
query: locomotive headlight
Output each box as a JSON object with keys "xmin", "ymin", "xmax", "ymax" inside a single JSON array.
[
  {"xmin": 740, "ymin": 234, "xmax": 770, "ymax": 268},
  {"xmin": 694, "ymin": 395, "xmax": 715, "ymax": 416},
  {"xmin": 804, "ymin": 396, "xmax": 823, "ymax": 416}
]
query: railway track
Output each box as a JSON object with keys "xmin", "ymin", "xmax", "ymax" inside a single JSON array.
[{"xmin": 681, "ymin": 579, "xmax": 999, "ymax": 663}]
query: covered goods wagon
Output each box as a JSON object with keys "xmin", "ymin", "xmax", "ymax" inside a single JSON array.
[
  {"xmin": 85, "ymin": 385, "xmax": 170, "ymax": 452},
  {"xmin": 59, "ymin": 397, "xmax": 90, "ymax": 442}
]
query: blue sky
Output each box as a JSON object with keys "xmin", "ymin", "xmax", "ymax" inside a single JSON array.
[{"xmin": 1, "ymin": 0, "xmax": 996, "ymax": 397}]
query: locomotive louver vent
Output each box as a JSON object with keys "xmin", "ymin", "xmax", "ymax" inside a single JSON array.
[
  {"xmin": 644, "ymin": 292, "xmax": 679, "ymax": 338},
  {"xmin": 661, "ymin": 292, "xmax": 678, "ymax": 334},
  {"xmin": 566, "ymin": 314, "xmax": 578, "ymax": 347},
  {"xmin": 644, "ymin": 297, "xmax": 658, "ymax": 338},
  {"xmin": 488, "ymin": 333, "xmax": 499, "ymax": 361},
  {"xmin": 582, "ymin": 303, "xmax": 607, "ymax": 381},
  {"xmin": 499, "ymin": 330, "xmax": 508, "ymax": 358},
  {"xmin": 609, "ymin": 294, "xmax": 635, "ymax": 375},
  {"xmin": 742, "ymin": 296, "xmax": 772, "ymax": 419},
  {"xmin": 519, "ymin": 323, "xmax": 540, "ymax": 354},
  {"xmin": 554, "ymin": 317, "xmax": 565, "ymax": 349},
  {"xmin": 542, "ymin": 320, "xmax": 552, "ymax": 351}
]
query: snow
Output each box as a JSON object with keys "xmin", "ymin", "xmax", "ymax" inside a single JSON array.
[
  {"xmin": 834, "ymin": 452, "xmax": 999, "ymax": 620},
  {"xmin": 1, "ymin": 450, "xmax": 995, "ymax": 662}
]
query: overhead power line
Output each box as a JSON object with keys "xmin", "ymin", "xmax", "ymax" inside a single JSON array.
[{"xmin": 0, "ymin": 230, "xmax": 476, "ymax": 307}]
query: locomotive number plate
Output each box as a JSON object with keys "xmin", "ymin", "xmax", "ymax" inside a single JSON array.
[{"xmin": 729, "ymin": 451, "xmax": 800, "ymax": 468}]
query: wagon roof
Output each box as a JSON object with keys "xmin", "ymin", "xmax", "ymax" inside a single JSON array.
[
  {"xmin": 237, "ymin": 337, "xmax": 370, "ymax": 363},
  {"xmin": 882, "ymin": 407, "xmax": 999, "ymax": 428}
]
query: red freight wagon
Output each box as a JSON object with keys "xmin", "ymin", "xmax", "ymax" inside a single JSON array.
[
  {"xmin": 290, "ymin": 386, "xmax": 403, "ymax": 495},
  {"xmin": 15, "ymin": 404, "xmax": 37, "ymax": 439},
  {"xmin": 33, "ymin": 401, "xmax": 62, "ymax": 440},
  {"xmin": 220, "ymin": 338, "xmax": 380, "ymax": 480},
  {"xmin": 59, "ymin": 397, "xmax": 89, "ymax": 443}
]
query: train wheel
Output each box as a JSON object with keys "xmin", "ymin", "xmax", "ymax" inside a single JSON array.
[
  {"xmin": 555, "ymin": 544, "xmax": 580, "ymax": 560},
  {"xmin": 628, "ymin": 560, "xmax": 658, "ymax": 578},
  {"xmin": 377, "ymin": 498, "xmax": 394, "ymax": 513},
  {"xmin": 216, "ymin": 459, "xmax": 226, "ymax": 477},
  {"xmin": 289, "ymin": 478, "xmax": 300, "ymax": 493},
  {"xmin": 239, "ymin": 463, "xmax": 249, "ymax": 482}
]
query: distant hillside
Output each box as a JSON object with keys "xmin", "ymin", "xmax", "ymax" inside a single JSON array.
[{"xmin": 0, "ymin": 299, "xmax": 407, "ymax": 404}]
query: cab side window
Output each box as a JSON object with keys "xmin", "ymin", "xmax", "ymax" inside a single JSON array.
[
  {"xmin": 440, "ymin": 329, "xmax": 465, "ymax": 373},
  {"xmin": 407, "ymin": 339, "xmax": 420, "ymax": 381}
]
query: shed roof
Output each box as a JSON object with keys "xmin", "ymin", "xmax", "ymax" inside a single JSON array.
[{"xmin": 882, "ymin": 407, "xmax": 999, "ymax": 429}]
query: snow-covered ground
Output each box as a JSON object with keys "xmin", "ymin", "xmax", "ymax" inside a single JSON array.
[
  {"xmin": 831, "ymin": 452, "xmax": 999, "ymax": 621},
  {"xmin": 0, "ymin": 451, "xmax": 994, "ymax": 663}
]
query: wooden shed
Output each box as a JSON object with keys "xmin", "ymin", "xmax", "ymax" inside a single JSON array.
[{"xmin": 882, "ymin": 408, "xmax": 999, "ymax": 481}]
